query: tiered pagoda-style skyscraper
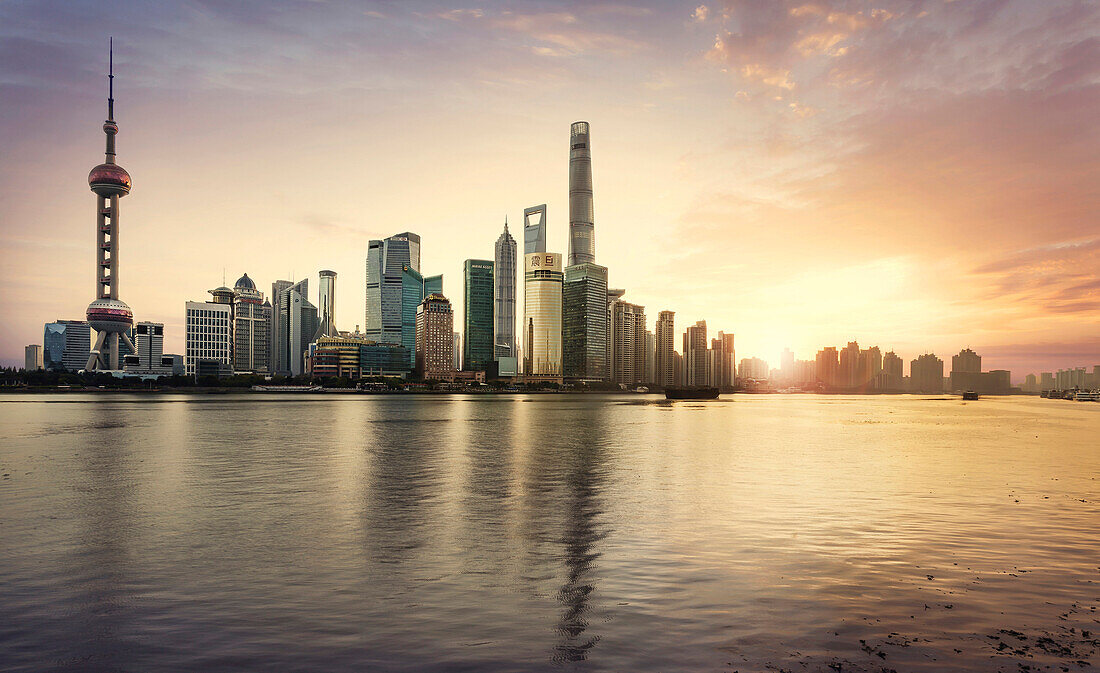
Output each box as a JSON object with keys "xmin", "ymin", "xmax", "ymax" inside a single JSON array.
[{"xmin": 85, "ymin": 40, "xmax": 136, "ymax": 371}]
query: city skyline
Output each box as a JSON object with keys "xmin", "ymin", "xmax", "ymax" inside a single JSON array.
[{"xmin": 2, "ymin": 1, "xmax": 1098, "ymax": 377}]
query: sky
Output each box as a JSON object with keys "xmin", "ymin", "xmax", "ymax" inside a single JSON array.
[{"xmin": 1, "ymin": 0, "xmax": 1097, "ymax": 379}]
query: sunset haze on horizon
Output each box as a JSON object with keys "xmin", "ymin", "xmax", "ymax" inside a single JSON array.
[{"xmin": 2, "ymin": 0, "xmax": 1097, "ymax": 379}]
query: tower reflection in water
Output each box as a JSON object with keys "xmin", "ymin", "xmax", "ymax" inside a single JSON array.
[{"xmin": 548, "ymin": 404, "xmax": 610, "ymax": 662}]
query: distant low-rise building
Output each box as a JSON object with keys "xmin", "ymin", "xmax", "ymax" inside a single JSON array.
[
  {"xmin": 309, "ymin": 335, "xmax": 410, "ymax": 378},
  {"xmin": 185, "ymin": 298, "xmax": 232, "ymax": 377},
  {"xmin": 123, "ymin": 322, "xmax": 173, "ymax": 375},
  {"xmin": 24, "ymin": 344, "xmax": 43, "ymax": 371},
  {"xmin": 44, "ymin": 320, "xmax": 91, "ymax": 372},
  {"xmin": 738, "ymin": 357, "xmax": 769, "ymax": 381}
]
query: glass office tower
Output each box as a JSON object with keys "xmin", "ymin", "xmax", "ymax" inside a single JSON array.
[
  {"xmin": 365, "ymin": 232, "xmax": 421, "ymax": 345},
  {"xmin": 523, "ymin": 252, "xmax": 563, "ymax": 380},
  {"xmin": 562, "ymin": 262, "xmax": 608, "ymax": 382},
  {"xmin": 463, "ymin": 260, "xmax": 495, "ymax": 372},
  {"xmin": 494, "ymin": 221, "xmax": 517, "ymax": 359}
]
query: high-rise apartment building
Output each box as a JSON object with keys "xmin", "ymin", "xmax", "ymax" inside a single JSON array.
[
  {"xmin": 523, "ymin": 205, "xmax": 547, "ymax": 255},
  {"xmin": 609, "ymin": 299, "xmax": 646, "ymax": 385},
  {"xmin": 948, "ymin": 347, "xmax": 985, "ymax": 391},
  {"xmin": 952, "ymin": 348, "xmax": 982, "ymax": 373},
  {"xmin": 655, "ymin": 310, "xmax": 676, "ymax": 388},
  {"xmin": 645, "ymin": 330, "xmax": 656, "ymax": 384},
  {"xmin": 816, "ymin": 347, "xmax": 839, "ymax": 387},
  {"xmin": 523, "ymin": 252, "xmax": 563, "ymax": 381},
  {"xmin": 43, "ymin": 320, "xmax": 91, "ymax": 372},
  {"xmin": 713, "ymin": 332, "xmax": 736, "ymax": 389},
  {"xmin": 779, "ymin": 348, "xmax": 795, "ymax": 383},
  {"xmin": 856, "ymin": 346, "xmax": 881, "ymax": 387},
  {"xmin": 839, "ymin": 341, "xmax": 860, "ymax": 388},
  {"xmin": 231, "ymin": 273, "xmax": 270, "ymax": 374},
  {"xmin": 463, "ymin": 259, "xmax": 495, "ymax": 372},
  {"xmin": 568, "ymin": 121, "xmax": 595, "ymax": 266},
  {"xmin": 185, "ymin": 299, "xmax": 231, "ymax": 376},
  {"xmin": 494, "ymin": 220, "xmax": 517, "ymax": 359},
  {"xmin": 563, "ymin": 262, "xmax": 608, "ymax": 382},
  {"xmin": 24, "ymin": 345, "xmax": 43, "ymax": 371},
  {"xmin": 682, "ymin": 320, "xmax": 708, "ymax": 387},
  {"xmin": 605, "ymin": 289, "xmax": 625, "ymax": 371},
  {"xmin": 881, "ymin": 351, "xmax": 904, "ymax": 390},
  {"xmin": 415, "ymin": 293, "xmax": 455, "ymax": 381},
  {"xmin": 910, "ymin": 353, "xmax": 945, "ymax": 393}
]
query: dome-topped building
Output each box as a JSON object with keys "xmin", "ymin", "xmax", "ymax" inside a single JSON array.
[{"xmin": 234, "ymin": 273, "xmax": 256, "ymax": 292}]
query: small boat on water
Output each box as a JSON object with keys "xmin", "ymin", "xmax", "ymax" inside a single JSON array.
[
  {"xmin": 962, "ymin": 391, "xmax": 980, "ymax": 401},
  {"xmin": 251, "ymin": 385, "xmax": 323, "ymax": 393},
  {"xmin": 1074, "ymin": 391, "xmax": 1099, "ymax": 401},
  {"xmin": 664, "ymin": 387, "xmax": 720, "ymax": 400}
]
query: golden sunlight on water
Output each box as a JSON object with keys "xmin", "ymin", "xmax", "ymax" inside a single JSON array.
[{"xmin": 0, "ymin": 394, "xmax": 1096, "ymax": 672}]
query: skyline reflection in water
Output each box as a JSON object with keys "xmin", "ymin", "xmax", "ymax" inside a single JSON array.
[{"xmin": 0, "ymin": 394, "xmax": 1097, "ymax": 672}]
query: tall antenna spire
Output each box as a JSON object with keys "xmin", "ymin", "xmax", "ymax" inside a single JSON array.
[
  {"xmin": 103, "ymin": 37, "xmax": 118, "ymax": 163},
  {"xmin": 108, "ymin": 37, "xmax": 115, "ymax": 122}
]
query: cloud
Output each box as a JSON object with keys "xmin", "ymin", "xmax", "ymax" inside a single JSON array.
[
  {"xmin": 436, "ymin": 8, "xmax": 484, "ymax": 21},
  {"xmin": 693, "ymin": 5, "xmax": 709, "ymax": 23}
]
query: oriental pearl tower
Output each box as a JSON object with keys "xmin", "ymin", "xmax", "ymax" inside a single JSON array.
[{"xmin": 85, "ymin": 39, "xmax": 136, "ymax": 371}]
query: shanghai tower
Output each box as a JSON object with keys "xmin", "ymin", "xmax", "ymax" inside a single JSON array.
[{"xmin": 568, "ymin": 121, "xmax": 595, "ymax": 265}]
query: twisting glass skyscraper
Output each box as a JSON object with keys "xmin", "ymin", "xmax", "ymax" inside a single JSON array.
[
  {"xmin": 568, "ymin": 121, "xmax": 595, "ymax": 266},
  {"xmin": 494, "ymin": 220, "xmax": 517, "ymax": 359}
]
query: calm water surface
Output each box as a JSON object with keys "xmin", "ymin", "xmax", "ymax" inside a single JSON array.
[{"xmin": 1, "ymin": 393, "xmax": 1097, "ymax": 672}]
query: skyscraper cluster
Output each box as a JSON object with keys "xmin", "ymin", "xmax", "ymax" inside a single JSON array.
[
  {"xmin": 32, "ymin": 54, "xmax": 1045, "ymax": 393},
  {"xmin": 32, "ymin": 80, "xmax": 745, "ymax": 387}
]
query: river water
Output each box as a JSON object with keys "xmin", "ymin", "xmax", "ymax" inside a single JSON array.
[{"xmin": 0, "ymin": 393, "xmax": 1097, "ymax": 672}]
